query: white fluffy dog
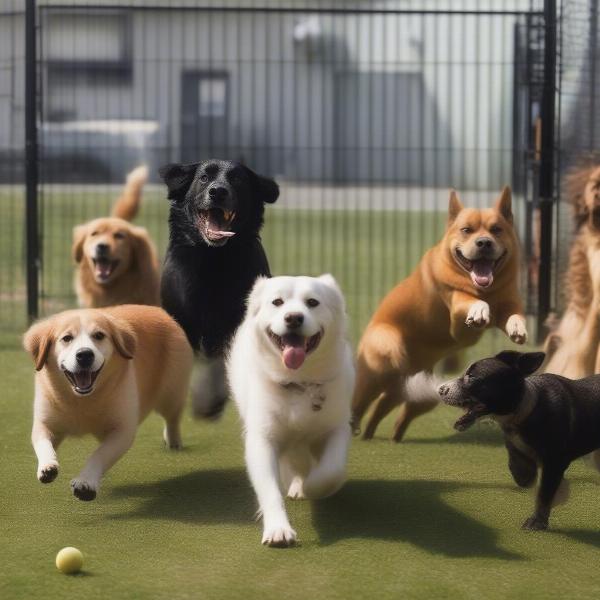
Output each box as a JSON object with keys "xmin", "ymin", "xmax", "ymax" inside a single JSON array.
[{"xmin": 227, "ymin": 274, "xmax": 355, "ymax": 547}]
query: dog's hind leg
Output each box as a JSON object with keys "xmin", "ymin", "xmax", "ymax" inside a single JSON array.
[
  {"xmin": 191, "ymin": 356, "xmax": 229, "ymax": 420},
  {"xmin": 352, "ymin": 324, "xmax": 404, "ymax": 438},
  {"xmin": 391, "ymin": 396, "xmax": 438, "ymax": 443},
  {"xmin": 351, "ymin": 358, "xmax": 389, "ymax": 438},
  {"xmin": 362, "ymin": 389, "xmax": 400, "ymax": 440}
]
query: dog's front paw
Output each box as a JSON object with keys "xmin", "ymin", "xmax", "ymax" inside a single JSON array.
[
  {"xmin": 521, "ymin": 515, "xmax": 548, "ymax": 531},
  {"xmin": 70, "ymin": 478, "xmax": 97, "ymax": 501},
  {"xmin": 287, "ymin": 477, "xmax": 306, "ymax": 500},
  {"xmin": 37, "ymin": 463, "xmax": 59, "ymax": 484},
  {"xmin": 262, "ymin": 523, "xmax": 297, "ymax": 547},
  {"xmin": 506, "ymin": 314, "xmax": 528, "ymax": 344},
  {"xmin": 465, "ymin": 301, "xmax": 490, "ymax": 328}
]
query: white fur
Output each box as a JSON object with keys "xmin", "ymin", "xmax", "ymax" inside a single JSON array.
[
  {"xmin": 227, "ymin": 274, "xmax": 355, "ymax": 547},
  {"xmin": 465, "ymin": 300, "xmax": 490, "ymax": 328}
]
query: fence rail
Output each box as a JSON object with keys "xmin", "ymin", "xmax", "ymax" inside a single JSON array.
[{"xmin": 0, "ymin": 0, "xmax": 590, "ymax": 353}]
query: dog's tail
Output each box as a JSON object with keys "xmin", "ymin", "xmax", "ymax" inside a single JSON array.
[
  {"xmin": 111, "ymin": 165, "xmax": 149, "ymax": 221},
  {"xmin": 404, "ymin": 371, "xmax": 441, "ymax": 405}
]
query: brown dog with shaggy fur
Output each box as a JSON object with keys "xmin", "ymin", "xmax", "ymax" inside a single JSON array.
[
  {"xmin": 73, "ymin": 165, "xmax": 160, "ymax": 308},
  {"xmin": 544, "ymin": 164, "xmax": 600, "ymax": 377},
  {"xmin": 351, "ymin": 187, "xmax": 528, "ymax": 442}
]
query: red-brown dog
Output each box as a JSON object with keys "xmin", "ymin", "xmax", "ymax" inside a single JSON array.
[{"xmin": 351, "ymin": 187, "xmax": 527, "ymax": 441}]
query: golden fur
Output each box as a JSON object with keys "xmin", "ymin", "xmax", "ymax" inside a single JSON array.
[
  {"xmin": 543, "ymin": 163, "xmax": 600, "ymax": 377},
  {"xmin": 352, "ymin": 187, "xmax": 527, "ymax": 441},
  {"xmin": 23, "ymin": 305, "xmax": 193, "ymax": 500},
  {"xmin": 72, "ymin": 166, "xmax": 160, "ymax": 308}
]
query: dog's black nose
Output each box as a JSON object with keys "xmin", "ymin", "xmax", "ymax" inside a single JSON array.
[
  {"xmin": 75, "ymin": 348, "xmax": 95, "ymax": 368},
  {"xmin": 475, "ymin": 237, "xmax": 493, "ymax": 249},
  {"xmin": 284, "ymin": 312, "xmax": 304, "ymax": 329},
  {"xmin": 208, "ymin": 186, "xmax": 229, "ymax": 201},
  {"xmin": 438, "ymin": 384, "xmax": 449, "ymax": 396},
  {"xmin": 95, "ymin": 243, "xmax": 109, "ymax": 256}
]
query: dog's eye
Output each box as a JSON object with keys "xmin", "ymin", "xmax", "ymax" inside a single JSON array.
[
  {"xmin": 92, "ymin": 332, "xmax": 106, "ymax": 341},
  {"xmin": 61, "ymin": 334, "xmax": 73, "ymax": 343},
  {"xmin": 200, "ymin": 174, "xmax": 209, "ymax": 183},
  {"xmin": 461, "ymin": 227, "xmax": 472, "ymax": 234},
  {"xmin": 272, "ymin": 298, "xmax": 284, "ymax": 307},
  {"xmin": 90, "ymin": 231, "xmax": 98, "ymax": 237},
  {"xmin": 306, "ymin": 298, "xmax": 320, "ymax": 308},
  {"xmin": 490, "ymin": 225, "xmax": 502, "ymax": 235},
  {"xmin": 114, "ymin": 231, "xmax": 125, "ymax": 240}
]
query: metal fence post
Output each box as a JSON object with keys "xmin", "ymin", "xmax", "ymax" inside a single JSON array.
[
  {"xmin": 25, "ymin": 0, "xmax": 39, "ymax": 322},
  {"xmin": 537, "ymin": 0, "xmax": 557, "ymax": 341}
]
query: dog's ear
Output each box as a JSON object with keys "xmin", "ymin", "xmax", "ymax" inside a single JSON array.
[
  {"xmin": 158, "ymin": 163, "xmax": 199, "ymax": 200},
  {"xmin": 494, "ymin": 186, "xmax": 513, "ymax": 223},
  {"xmin": 23, "ymin": 319, "xmax": 54, "ymax": 371},
  {"xmin": 448, "ymin": 190, "xmax": 464, "ymax": 223},
  {"xmin": 517, "ymin": 352, "xmax": 545, "ymax": 375},
  {"xmin": 243, "ymin": 166, "xmax": 279, "ymax": 204},
  {"xmin": 72, "ymin": 224, "xmax": 87, "ymax": 263},
  {"xmin": 495, "ymin": 350, "xmax": 545, "ymax": 375},
  {"xmin": 495, "ymin": 350, "xmax": 521, "ymax": 368},
  {"xmin": 104, "ymin": 316, "xmax": 136, "ymax": 359},
  {"xmin": 318, "ymin": 273, "xmax": 346, "ymax": 312},
  {"xmin": 129, "ymin": 225, "xmax": 156, "ymax": 266},
  {"xmin": 256, "ymin": 175, "xmax": 279, "ymax": 204},
  {"xmin": 247, "ymin": 276, "xmax": 269, "ymax": 317}
]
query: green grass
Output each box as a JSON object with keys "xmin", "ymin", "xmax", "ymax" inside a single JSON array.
[{"xmin": 2, "ymin": 330, "xmax": 600, "ymax": 599}]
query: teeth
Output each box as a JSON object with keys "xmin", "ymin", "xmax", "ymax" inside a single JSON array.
[{"xmin": 223, "ymin": 210, "xmax": 235, "ymax": 223}]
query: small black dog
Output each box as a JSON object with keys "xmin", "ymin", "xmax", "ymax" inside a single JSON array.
[
  {"xmin": 438, "ymin": 350, "xmax": 600, "ymax": 531},
  {"xmin": 159, "ymin": 159, "xmax": 279, "ymax": 417}
]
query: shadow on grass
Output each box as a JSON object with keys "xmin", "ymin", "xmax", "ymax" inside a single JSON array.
[
  {"xmin": 108, "ymin": 467, "xmax": 254, "ymax": 524},
  {"xmin": 554, "ymin": 529, "xmax": 600, "ymax": 548},
  {"xmin": 402, "ymin": 425, "xmax": 504, "ymax": 447},
  {"xmin": 312, "ymin": 478, "xmax": 521, "ymax": 560}
]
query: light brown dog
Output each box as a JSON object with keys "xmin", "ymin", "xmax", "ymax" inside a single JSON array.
[
  {"xmin": 351, "ymin": 187, "xmax": 527, "ymax": 441},
  {"xmin": 544, "ymin": 165, "xmax": 600, "ymax": 377},
  {"xmin": 23, "ymin": 305, "xmax": 193, "ymax": 501},
  {"xmin": 73, "ymin": 165, "xmax": 160, "ymax": 308}
]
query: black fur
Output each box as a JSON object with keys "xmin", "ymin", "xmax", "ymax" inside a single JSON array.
[
  {"xmin": 439, "ymin": 350, "xmax": 600, "ymax": 530},
  {"xmin": 159, "ymin": 159, "xmax": 278, "ymax": 357}
]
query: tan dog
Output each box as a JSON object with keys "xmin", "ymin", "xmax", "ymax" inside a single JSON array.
[
  {"xmin": 352, "ymin": 187, "xmax": 527, "ymax": 441},
  {"xmin": 544, "ymin": 165, "xmax": 600, "ymax": 377},
  {"xmin": 73, "ymin": 165, "xmax": 160, "ymax": 308},
  {"xmin": 23, "ymin": 305, "xmax": 193, "ymax": 501}
]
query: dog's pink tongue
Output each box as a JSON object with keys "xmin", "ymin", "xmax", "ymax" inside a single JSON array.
[
  {"xmin": 281, "ymin": 334, "xmax": 306, "ymax": 370},
  {"xmin": 282, "ymin": 346, "xmax": 306, "ymax": 370},
  {"xmin": 471, "ymin": 260, "xmax": 494, "ymax": 288}
]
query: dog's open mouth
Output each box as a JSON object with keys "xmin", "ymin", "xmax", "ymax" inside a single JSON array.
[
  {"xmin": 454, "ymin": 403, "xmax": 489, "ymax": 432},
  {"xmin": 92, "ymin": 258, "xmax": 119, "ymax": 282},
  {"xmin": 198, "ymin": 208, "xmax": 237, "ymax": 243},
  {"xmin": 62, "ymin": 366, "xmax": 102, "ymax": 395},
  {"xmin": 267, "ymin": 329, "xmax": 323, "ymax": 370},
  {"xmin": 455, "ymin": 249, "xmax": 507, "ymax": 289}
]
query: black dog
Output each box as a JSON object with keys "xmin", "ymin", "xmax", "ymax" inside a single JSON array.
[
  {"xmin": 438, "ymin": 350, "xmax": 600, "ymax": 531},
  {"xmin": 159, "ymin": 159, "xmax": 279, "ymax": 417}
]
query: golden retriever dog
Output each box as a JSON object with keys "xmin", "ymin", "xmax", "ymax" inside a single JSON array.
[
  {"xmin": 543, "ymin": 164, "xmax": 600, "ymax": 377},
  {"xmin": 351, "ymin": 187, "xmax": 527, "ymax": 442},
  {"xmin": 23, "ymin": 305, "xmax": 193, "ymax": 501},
  {"xmin": 73, "ymin": 165, "xmax": 160, "ymax": 308}
]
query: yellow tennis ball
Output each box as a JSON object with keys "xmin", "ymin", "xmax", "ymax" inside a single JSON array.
[{"xmin": 55, "ymin": 547, "xmax": 83, "ymax": 574}]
